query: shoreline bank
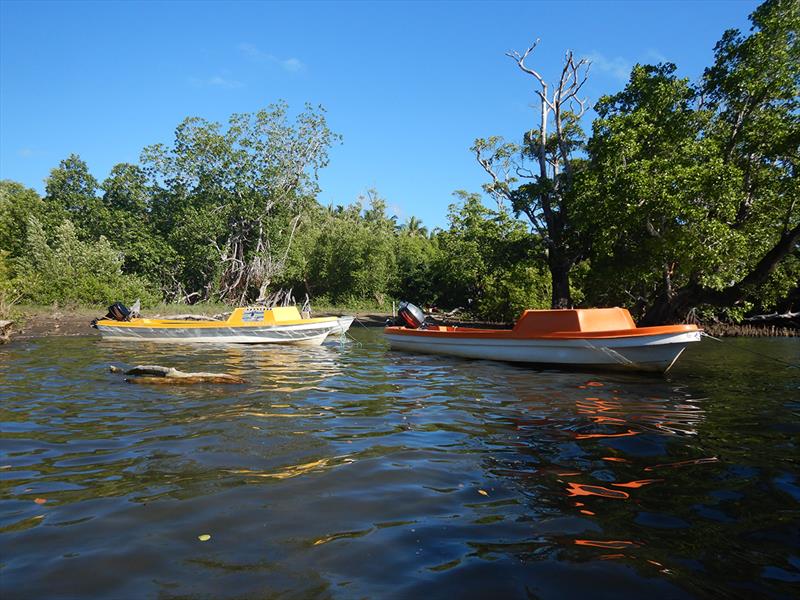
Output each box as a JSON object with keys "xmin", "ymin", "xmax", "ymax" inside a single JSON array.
[
  {"xmin": 0, "ymin": 306, "xmax": 392, "ymax": 343},
  {"xmin": 1, "ymin": 305, "xmax": 796, "ymax": 344}
]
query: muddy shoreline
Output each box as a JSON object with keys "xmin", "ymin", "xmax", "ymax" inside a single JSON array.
[
  {"xmin": 1, "ymin": 307, "xmax": 392, "ymax": 342},
  {"xmin": 2, "ymin": 306, "xmax": 796, "ymax": 343}
]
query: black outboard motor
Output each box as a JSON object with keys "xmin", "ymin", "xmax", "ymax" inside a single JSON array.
[
  {"xmin": 104, "ymin": 302, "xmax": 131, "ymax": 322},
  {"xmin": 397, "ymin": 301, "xmax": 427, "ymax": 329}
]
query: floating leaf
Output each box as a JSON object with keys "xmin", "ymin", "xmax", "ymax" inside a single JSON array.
[
  {"xmin": 198, "ymin": 534, "xmax": 211, "ymax": 542},
  {"xmin": 478, "ymin": 489, "xmax": 489, "ymax": 496}
]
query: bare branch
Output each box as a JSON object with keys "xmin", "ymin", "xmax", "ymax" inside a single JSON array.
[
  {"xmin": 515, "ymin": 166, "xmax": 535, "ymax": 179},
  {"xmin": 507, "ymin": 40, "xmax": 557, "ymax": 112},
  {"xmin": 474, "ymin": 146, "xmax": 513, "ymax": 201}
]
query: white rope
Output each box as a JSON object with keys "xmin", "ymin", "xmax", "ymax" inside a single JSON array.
[{"xmin": 582, "ymin": 339, "xmax": 636, "ymax": 366}]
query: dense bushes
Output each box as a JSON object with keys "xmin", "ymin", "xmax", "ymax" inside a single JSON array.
[
  {"xmin": 12, "ymin": 219, "xmax": 159, "ymax": 306},
  {"xmin": 276, "ymin": 192, "xmax": 549, "ymax": 320},
  {"xmin": 0, "ymin": 175, "xmax": 549, "ymax": 318}
]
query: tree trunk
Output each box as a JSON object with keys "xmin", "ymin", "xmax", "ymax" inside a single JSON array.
[
  {"xmin": 641, "ymin": 222, "xmax": 800, "ymax": 325},
  {"xmin": 548, "ymin": 254, "xmax": 572, "ymax": 309}
]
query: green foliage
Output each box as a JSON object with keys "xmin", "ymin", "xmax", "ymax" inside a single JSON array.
[
  {"xmin": 0, "ymin": 180, "xmax": 47, "ymax": 263},
  {"xmin": 577, "ymin": 0, "xmax": 799, "ymax": 321},
  {"xmin": 2, "ymin": 25, "xmax": 795, "ymax": 324},
  {"xmin": 433, "ymin": 192, "xmax": 550, "ymax": 320},
  {"xmin": 0, "ymin": 250, "xmax": 15, "ymax": 296},
  {"xmin": 392, "ymin": 227, "xmax": 439, "ymax": 305},
  {"xmin": 578, "ymin": 63, "xmax": 728, "ymax": 309},
  {"xmin": 44, "ymin": 154, "xmax": 100, "ymax": 238},
  {"xmin": 291, "ymin": 192, "xmax": 399, "ymax": 304},
  {"xmin": 100, "ymin": 163, "xmax": 176, "ymax": 279},
  {"xmin": 141, "ymin": 102, "xmax": 340, "ymax": 302},
  {"xmin": 14, "ymin": 219, "xmax": 159, "ymax": 306}
]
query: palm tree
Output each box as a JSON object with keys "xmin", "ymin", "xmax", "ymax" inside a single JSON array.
[{"xmin": 402, "ymin": 216, "xmax": 428, "ymax": 237}]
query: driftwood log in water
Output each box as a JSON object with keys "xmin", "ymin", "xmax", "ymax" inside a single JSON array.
[
  {"xmin": 120, "ymin": 364, "xmax": 245, "ymax": 385},
  {"xmin": 743, "ymin": 311, "xmax": 799, "ymax": 328},
  {"xmin": 0, "ymin": 320, "xmax": 12, "ymax": 344}
]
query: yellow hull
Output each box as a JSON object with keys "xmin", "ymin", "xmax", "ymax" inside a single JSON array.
[{"xmin": 95, "ymin": 307, "xmax": 354, "ymax": 345}]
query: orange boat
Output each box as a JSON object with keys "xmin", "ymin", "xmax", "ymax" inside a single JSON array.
[{"xmin": 384, "ymin": 305, "xmax": 701, "ymax": 373}]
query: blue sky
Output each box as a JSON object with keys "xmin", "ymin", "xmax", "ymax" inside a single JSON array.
[{"xmin": 1, "ymin": 0, "xmax": 757, "ymax": 228}]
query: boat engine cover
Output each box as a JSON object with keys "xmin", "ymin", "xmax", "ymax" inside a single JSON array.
[
  {"xmin": 105, "ymin": 302, "xmax": 131, "ymax": 322},
  {"xmin": 398, "ymin": 301, "xmax": 426, "ymax": 329}
]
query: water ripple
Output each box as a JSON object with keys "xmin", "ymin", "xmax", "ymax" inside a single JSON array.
[{"xmin": 1, "ymin": 333, "xmax": 798, "ymax": 598}]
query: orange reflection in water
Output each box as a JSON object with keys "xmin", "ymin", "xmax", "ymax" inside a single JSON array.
[
  {"xmin": 577, "ymin": 397, "xmax": 617, "ymax": 410},
  {"xmin": 601, "ymin": 457, "xmax": 629, "ymax": 463},
  {"xmin": 575, "ymin": 539, "xmax": 637, "ymax": 549},
  {"xmin": 588, "ymin": 416, "xmax": 628, "ymax": 425},
  {"xmin": 575, "ymin": 429, "xmax": 639, "ymax": 440},
  {"xmin": 566, "ymin": 482, "xmax": 630, "ymax": 499},
  {"xmin": 575, "ymin": 395, "xmax": 704, "ymax": 438},
  {"xmin": 611, "ymin": 479, "xmax": 662, "ymax": 489}
]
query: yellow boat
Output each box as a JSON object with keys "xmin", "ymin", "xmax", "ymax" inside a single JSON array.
[{"xmin": 93, "ymin": 305, "xmax": 354, "ymax": 346}]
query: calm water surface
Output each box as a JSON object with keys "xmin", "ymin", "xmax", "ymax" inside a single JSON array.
[{"xmin": 1, "ymin": 330, "xmax": 799, "ymax": 599}]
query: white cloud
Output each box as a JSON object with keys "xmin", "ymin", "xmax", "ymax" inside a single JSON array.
[
  {"xmin": 280, "ymin": 57, "xmax": 305, "ymax": 73},
  {"xmin": 584, "ymin": 51, "xmax": 631, "ymax": 82},
  {"xmin": 189, "ymin": 76, "xmax": 244, "ymax": 89},
  {"xmin": 238, "ymin": 42, "xmax": 306, "ymax": 73},
  {"xmin": 18, "ymin": 148, "xmax": 34, "ymax": 158},
  {"xmin": 644, "ymin": 49, "xmax": 668, "ymax": 64}
]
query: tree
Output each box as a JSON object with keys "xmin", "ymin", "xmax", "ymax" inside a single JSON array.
[
  {"xmin": 301, "ymin": 191, "xmax": 398, "ymax": 305},
  {"xmin": 474, "ymin": 40, "xmax": 589, "ymax": 308},
  {"xmin": 43, "ymin": 154, "xmax": 100, "ymax": 238},
  {"xmin": 433, "ymin": 192, "xmax": 549, "ymax": 320},
  {"xmin": 580, "ymin": 0, "xmax": 799, "ymax": 323},
  {"xmin": 0, "ymin": 180, "xmax": 46, "ymax": 260},
  {"xmin": 13, "ymin": 218, "xmax": 158, "ymax": 306},
  {"xmin": 393, "ymin": 225, "xmax": 438, "ymax": 305},
  {"xmin": 100, "ymin": 163, "xmax": 175, "ymax": 279},
  {"xmin": 142, "ymin": 102, "xmax": 340, "ymax": 303},
  {"xmin": 399, "ymin": 216, "xmax": 428, "ymax": 238}
]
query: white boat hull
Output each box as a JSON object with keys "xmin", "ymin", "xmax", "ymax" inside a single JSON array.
[
  {"xmin": 385, "ymin": 330, "xmax": 702, "ymax": 372},
  {"xmin": 97, "ymin": 321, "xmax": 339, "ymax": 346},
  {"xmin": 328, "ymin": 316, "xmax": 355, "ymax": 337}
]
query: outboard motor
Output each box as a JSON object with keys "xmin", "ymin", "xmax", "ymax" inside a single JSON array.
[
  {"xmin": 397, "ymin": 301, "xmax": 427, "ymax": 329},
  {"xmin": 104, "ymin": 302, "xmax": 132, "ymax": 322}
]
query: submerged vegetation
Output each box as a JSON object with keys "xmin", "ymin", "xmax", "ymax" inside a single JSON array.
[{"xmin": 1, "ymin": 0, "xmax": 796, "ymax": 323}]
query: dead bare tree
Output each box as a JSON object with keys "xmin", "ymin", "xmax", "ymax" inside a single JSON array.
[{"xmin": 474, "ymin": 40, "xmax": 590, "ymax": 308}]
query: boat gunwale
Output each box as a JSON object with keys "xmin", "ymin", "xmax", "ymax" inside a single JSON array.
[
  {"xmin": 384, "ymin": 323, "xmax": 701, "ymax": 340},
  {"xmin": 95, "ymin": 316, "xmax": 342, "ymax": 329}
]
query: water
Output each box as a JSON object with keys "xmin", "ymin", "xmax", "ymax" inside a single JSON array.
[{"xmin": 1, "ymin": 331, "xmax": 798, "ymax": 599}]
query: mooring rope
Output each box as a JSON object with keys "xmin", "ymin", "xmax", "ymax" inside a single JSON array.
[{"xmin": 700, "ymin": 331, "xmax": 799, "ymax": 369}]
